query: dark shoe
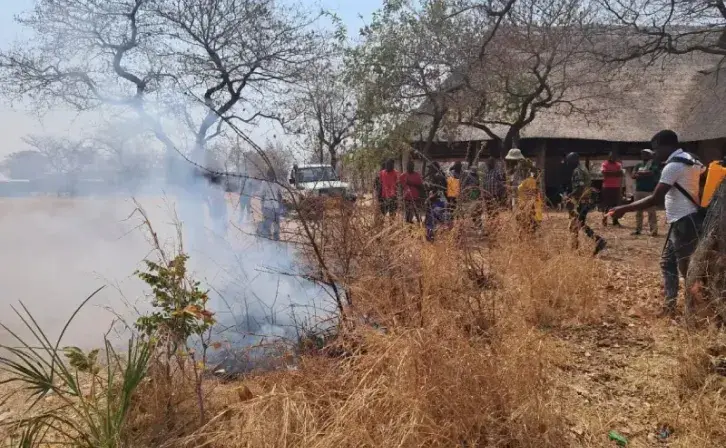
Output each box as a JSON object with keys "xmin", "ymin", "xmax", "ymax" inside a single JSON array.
[
  {"xmin": 593, "ymin": 238, "xmax": 607, "ymax": 256},
  {"xmin": 631, "ymin": 230, "xmax": 641, "ymax": 236},
  {"xmin": 650, "ymin": 231, "xmax": 659, "ymax": 237}
]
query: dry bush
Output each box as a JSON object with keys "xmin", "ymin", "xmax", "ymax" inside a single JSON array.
[
  {"xmin": 489, "ymin": 226, "xmax": 606, "ymax": 328},
  {"xmin": 145, "ymin": 208, "xmax": 609, "ymax": 448},
  {"xmin": 666, "ymin": 330, "xmax": 726, "ymax": 447},
  {"xmin": 319, "ymin": 207, "xmax": 605, "ymax": 332},
  {"xmin": 4, "ymin": 205, "xmax": 605, "ymax": 447},
  {"xmin": 182, "ymin": 326, "xmax": 565, "ymax": 448}
]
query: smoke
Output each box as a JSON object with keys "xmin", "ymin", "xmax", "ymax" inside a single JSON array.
[{"xmin": 0, "ymin": 151, "xmax": 335, "ymax": 369}]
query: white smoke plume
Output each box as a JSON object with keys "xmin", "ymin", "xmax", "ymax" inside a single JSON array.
[{"xmin": 0, "ymin": 146, "xmax": 335, "ymax": 371}]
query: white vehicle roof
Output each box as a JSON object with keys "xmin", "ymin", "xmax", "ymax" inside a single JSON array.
[{"xmin": 295, "ymin": 164, "xmax": 333, "ymax": 169}]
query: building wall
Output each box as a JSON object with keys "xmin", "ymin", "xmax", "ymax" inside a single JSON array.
[{"xmin": 697, "ymin": 138, "xmax": 726, "ymax": 164}]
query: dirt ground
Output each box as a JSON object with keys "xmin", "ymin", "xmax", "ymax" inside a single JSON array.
[{"xmin": 543, "ymin": 209, "xmax": 726, "ymax": 447}]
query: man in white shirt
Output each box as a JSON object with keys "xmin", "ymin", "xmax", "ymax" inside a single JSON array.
[{"xmin": 611, "ymin": 130, "xmax": 706, "ymax": 316}]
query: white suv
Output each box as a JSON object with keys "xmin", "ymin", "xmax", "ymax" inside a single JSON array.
[{"xmin": 287, "ymin": 164, "xmax": 356, "ymax": 201}]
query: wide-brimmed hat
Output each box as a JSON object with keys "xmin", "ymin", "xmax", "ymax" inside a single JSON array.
[
  {"xmin": 504, "ymin": 148, "xmax": 525, "ymax": 161},
  {"xmin": 641, "ymin": 149, "xmax": 654, "ymax": 155}
]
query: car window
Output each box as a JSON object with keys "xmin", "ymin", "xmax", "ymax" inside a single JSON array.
[{"xmin": 296, "ymin": 167, "xmax": 338, "ymax": 183}]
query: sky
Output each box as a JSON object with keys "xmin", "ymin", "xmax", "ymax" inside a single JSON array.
[{"xmin": 0, "ymin": 0, "xmax": 381, "ymax": 159}]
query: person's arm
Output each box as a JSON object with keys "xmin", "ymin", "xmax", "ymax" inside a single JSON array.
[
  {"xmin": 611, "ymin": 162, "xmax": 678, "ymax": 218},
  {"xmin": 631, "ymin": 164, "xmax": 642, "ymax": 179},
  {"xmin": 610, "ymin": 182, "xmax": 669, "ymax": 219}
]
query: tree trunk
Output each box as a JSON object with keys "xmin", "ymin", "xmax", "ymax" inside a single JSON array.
[
  {"xmin": 502, "ymin": 127, "xmax": 521, "ymax": 152},
  {"xmin": 420, "ymin": 111, "xmax": 445, "ymax": 175},
  {"xmin": 330, "ymin": 149, "xmax": 338, "ymax": 171}
]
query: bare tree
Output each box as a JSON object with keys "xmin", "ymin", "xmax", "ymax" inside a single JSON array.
[
  {"xmin": 597, "ymin": 0, "xmax": 726, "ymax": 61},
  {"xmin": 0, "ymin": 0, "xmax": 326, "ymax": 174},
  {"xmin": 92, "ymin": 120, "xmax": 162, "ymax": 189},
  {"xmin": 452, "ymin": 0, "xmax": 607, "ymax": 151},
  {"xmin": 22, "ymin": 134, "xmax": 97, "ymax": 195},
  {"xmin": 287, "ymin": 56, "xmax": 357, "ymax": 170},
  {"xmin": 0, "ymin": 150, "xmax": 50, "ymax": 180}
]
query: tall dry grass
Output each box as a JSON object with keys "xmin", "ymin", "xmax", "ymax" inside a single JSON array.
[
  {"xmin": 667, "ymin": 329, "xmax": 726, "ymax": 447},
  {"xmin": 1, "ymin": 206, "xmax": 609, "ymax": 447},
  {"xmin": 153, "ymin": 209, "xmax": 607, "ymax": 448}
]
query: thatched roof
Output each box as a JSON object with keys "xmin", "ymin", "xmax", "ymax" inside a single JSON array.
[
  {"xmin": 519, "ymin": 52, "xmax": 726, "ymax": 142},
  {"xmin": 409, "ymin": 29, "xmax": 726, "ymax": 144}
]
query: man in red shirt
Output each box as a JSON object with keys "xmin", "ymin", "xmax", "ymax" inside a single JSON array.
[
  {"xmin": 379, "ymin": 159, "xmax": 400, "ymax": 218},
  {"xmin": 600, "ymin": 152, "xmax": 623, "ymax": 227},
  {"xmin": 400, "ymin": 160, "xmax": 423, "ymax": 223}
]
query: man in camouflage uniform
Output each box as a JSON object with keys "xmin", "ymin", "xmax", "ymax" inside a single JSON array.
[{"xmin": 565, "ymin": 152, "xmax": 607, "ymax": 255}]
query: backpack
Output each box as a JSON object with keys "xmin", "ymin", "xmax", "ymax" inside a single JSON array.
[{"xmin": 666, "ymin": 154, "xmax": 709, "ymax": 221}]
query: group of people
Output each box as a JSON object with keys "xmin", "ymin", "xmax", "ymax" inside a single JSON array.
[
  {"xmin": 596, "ymin": 148, "xmax": 661, "ymax": 237},
  {"xmin": 374, "ymin": 128, "xmax": 721, "ymax": 318},
  {"xmin": 373, "ymin": 149, "xmax": 543, "ymax": 241},
  {"xmin": 566, "ymin": 130, "xmax": 719, "ymax": 318}
]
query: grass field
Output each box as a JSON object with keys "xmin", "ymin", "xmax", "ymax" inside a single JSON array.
[{"xmin": 0, "ymin": 197, "xmax": 725, "ymax": 447}]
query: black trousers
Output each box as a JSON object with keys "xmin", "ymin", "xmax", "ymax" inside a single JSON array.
[
  {"xmin": 566, "ymin": 200, "xmax": 600, "ymax": 243},
  {"xmin": 662, "ymin": 212, "xmax": 703, "ymax": 307}
]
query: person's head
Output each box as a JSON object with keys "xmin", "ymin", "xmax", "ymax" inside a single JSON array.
[
  {"xmin": 641, "ymin": 149, "xmax": 653, "ymax": 161},
  {"xmin": 385, "ymin": 159, "xmax": 395, "ymax": 172},
  {"xmin": 451, "ymin": 161, "xmax": 462, "ymax": 174},
  {"xmin": 651, "ymin": 129, "xmax": 679, "ymax": 161},
  {"xmin": 486, "ymin": 157, "xmax": 496, "ymax": 170},
  {"xmin": 406, "ymin": 160, "xmax": 415, "ymax": 173},
  {"xmin": 565, "ymin": 152, "xmax": 580, "ymax": 168},
  {"xmin": 607, "ymin": 151, "xmax": 617, "ymax": 162}
]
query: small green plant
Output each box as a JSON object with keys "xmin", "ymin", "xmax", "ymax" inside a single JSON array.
[
  {"xmin": 134, "ymin": 253, "xmax": 216, "ymax": 424},
  {"xmin": 0, "ymin": 288, "xmax": 151, "ymax": 448},
  {"xmin": 135, "ymin": 254, "xmax": 215, "ymax": 348}
]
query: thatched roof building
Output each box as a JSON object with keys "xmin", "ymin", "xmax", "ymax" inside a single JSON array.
[
  {"xmin": 406, "ymin": 34, "xmax": 726, "ymax": 204},
  {"xmin": 409, "ymin": 29, "xmax": 726, "ymax": 163}
]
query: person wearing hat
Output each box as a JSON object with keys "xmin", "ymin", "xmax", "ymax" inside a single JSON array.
[
  {"xmin": 516, "ymin": 163, "xmax": 544, "ymax": 234},
  {"xmin": 505, "ymin": 148, "xmax": 527, "ymax": 208},
  {"xmin": 630, "ymin": 148, "xmax": 660, "ymax": 236}
]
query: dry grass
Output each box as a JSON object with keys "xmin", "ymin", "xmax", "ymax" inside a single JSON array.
[
  {"xmin": 141, "ymin": 211, "xmax": 607, "ymax": 448},
  {"xmin": 4, "ymin": 205, "xmax": 726, "ymax": 447}
]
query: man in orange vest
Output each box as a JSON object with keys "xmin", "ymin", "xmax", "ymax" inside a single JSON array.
[{"xmin": 446, "ymin": 161, "xmax": 462, "ymax": 220}]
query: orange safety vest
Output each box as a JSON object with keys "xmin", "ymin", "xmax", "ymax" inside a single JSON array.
[{"xmin": 446, "ymin": 176, "xmax": 461, "ymax": 198}]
